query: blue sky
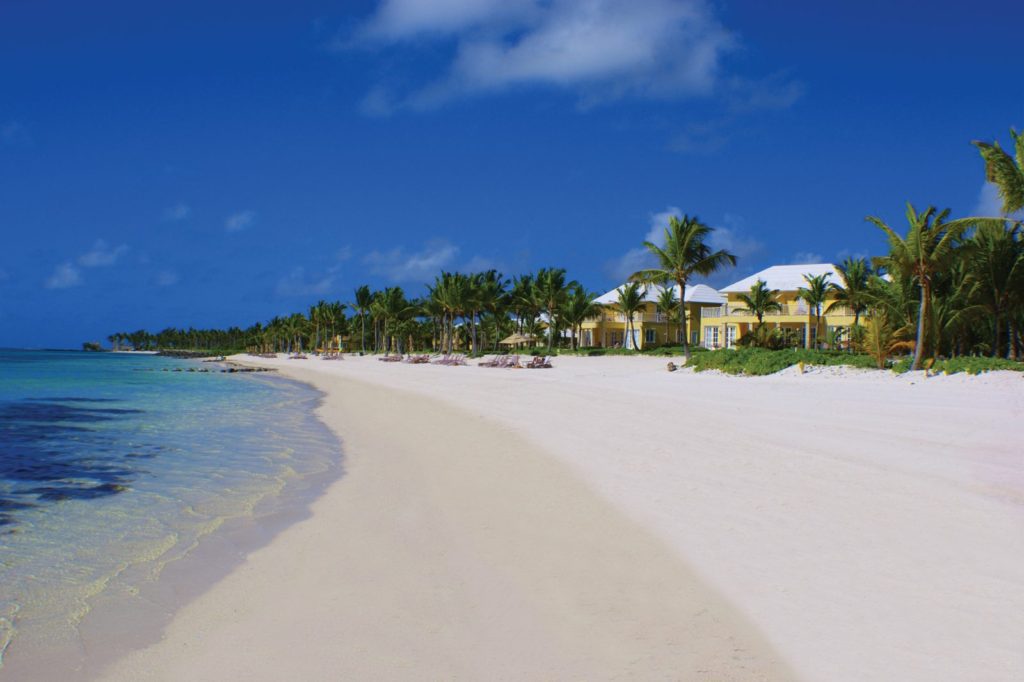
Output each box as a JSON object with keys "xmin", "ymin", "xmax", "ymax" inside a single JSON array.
[{"xmin": 1, "ymin": 0, "xmax": 1021, "ymax": 348}]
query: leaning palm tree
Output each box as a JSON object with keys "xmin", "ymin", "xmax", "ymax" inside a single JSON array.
[
  {"xmin": 973, "ymin": 129, "xmax": 1024, "ymax": 216},
  {"xmin": 798, "ymin": 273, "xmax": 831, "ymax": 349},
  {"xmin": 616, "ymin": 281, "xmax": 647, "ymax": 350},
  {"xmin": 868, "ymin": 204, "xmax": 967, "ymax": 370},
  {"xmin": 735, "ymin": 279, "xmax": 782, "ymax": 326},
  {"xmin": 631, "ymin": 214, "xmax": 737, "ymax": 359}
]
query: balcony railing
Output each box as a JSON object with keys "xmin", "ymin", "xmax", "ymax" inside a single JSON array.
[
  {"xmin": 699, "ymin": 303, "xmax": 857, "ymax": 319},
  {"xmin": 601, "ymin": 312, "xmax": 671, "ymax": 323}
]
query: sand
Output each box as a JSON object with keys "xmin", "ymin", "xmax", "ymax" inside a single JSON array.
[{"xmin": 97, "ymin": 354, "xmax": 1024, "ymax": 681}]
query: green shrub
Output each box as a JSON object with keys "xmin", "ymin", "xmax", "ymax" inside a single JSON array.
[
  {"xmin": 687, "ymin": 348, "xmax": 877, "ymax": 376},
  {"xmin": 893, "ymin": 356, "xmax": 1024, "ymax": 375}
]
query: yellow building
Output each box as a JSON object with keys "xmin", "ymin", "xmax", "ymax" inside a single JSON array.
[
  {"xmin": 706, "ymin": 263, "xmax": 858, "ymax": 349},
  {"xmin": 581, "ymin": 283, "xmax": 726, "ymax": 349}
]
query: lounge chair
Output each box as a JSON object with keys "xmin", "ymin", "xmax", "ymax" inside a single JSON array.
[{"xmin": 525, "ymin": 356, "xmax": 552, "ymax": 369}]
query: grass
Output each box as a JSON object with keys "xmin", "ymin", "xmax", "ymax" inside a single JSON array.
[
  {"xmin": 891, "ymin": 355, "xmax": 1024, "ymax": 375},
  {"xmin": 687, "ymin": 348, "xmax": 878, "ymax": 376}
]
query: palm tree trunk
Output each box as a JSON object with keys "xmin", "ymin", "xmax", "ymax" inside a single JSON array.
[
  {"xmin": 677, "ymin": 280, "xmax": 690, "ymax": 359},
  {"xmin": 911, "ymin": 282, "xmax": 930, "ymax": 371},
  {"xmin": 360, "ymin": 314, "xmax": 366, "ymax": 353}
]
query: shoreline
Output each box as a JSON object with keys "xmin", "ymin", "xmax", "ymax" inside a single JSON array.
[
  {"xmin": 96, "ymin": 357, "xmax": 797, "ymax": 681},
  {"xmin": 96, "ymin": 354, "xmax": 1023, "ymax": 681},
  {"xmin": 0, "ymin": 367, "xmax": 343, "ymax": 681}
]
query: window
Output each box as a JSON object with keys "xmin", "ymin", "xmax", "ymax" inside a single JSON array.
[
  {"xmin": 645, "ymin": 329, "xmax": 657, "ymax": 345},
  {"xmin": 704, "ymin": 326, "xmax": 719, "ymax": 349},
  {"xmin": 582, "ymin": 330, "xmax": 593, "ymax": 347},
  {"xmin": 725, "ymin": 325, "xmax": 737, "ymax": 349}
]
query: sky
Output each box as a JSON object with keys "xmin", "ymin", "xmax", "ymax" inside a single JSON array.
[{"xmin": 1, "ymin": 0, "xmax": 1021, "ymax": 348}]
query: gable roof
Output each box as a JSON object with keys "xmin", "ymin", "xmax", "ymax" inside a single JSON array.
[
  {"xmin": 720, "ymin": 263, "xmax": 837, "ymax": 293},
  {"xmin": 595, "ymin": 282, "xmax": 726, "ymax": 306}
]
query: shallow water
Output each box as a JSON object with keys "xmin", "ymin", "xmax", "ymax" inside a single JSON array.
[{"xmin": 0, "ymin": 350, "xmax": 341, "ymax": 677}]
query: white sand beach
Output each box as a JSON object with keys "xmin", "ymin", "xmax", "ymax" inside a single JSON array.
[{"xmin": 98, "ymin": 355, "xmax": 1024, "ymax": 681}]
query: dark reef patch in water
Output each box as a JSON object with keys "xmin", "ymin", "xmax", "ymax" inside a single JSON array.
[{"xmin": 0, "ymin": 398, "xmax": 148, "ymax": 527}]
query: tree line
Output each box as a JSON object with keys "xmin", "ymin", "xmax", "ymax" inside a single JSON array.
[{"xmin": 110, "ymin": 129, "xmax": 1023, "ymax": 369}]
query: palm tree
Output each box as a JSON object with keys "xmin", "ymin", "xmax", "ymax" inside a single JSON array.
[
  {"xmin": 868, "ymin": 204, "xmax": 967, "ymax": 370},
  {"xmin": 560, "ymin": 285, "xmax": 603, "ymax": 350},
  {"xmin": 477, "ymin": 270, "xmax": 508, "ymax": 351},
  {"xmin": 509, "ymin": 274, "xmax": 539, "ymax": 334},
  {"xmin": 376, "ymin": 287, "xmax": 414, "ymax": 354},
  {"xmin": 654, "ymin": 284, "xmax": 679, "ymax": 344},
  {"xmin": 534, "ymin": 268, "xmax": 575, "ymax": 351},
  {"xmin": 353, "ymin": 285, "xmax": 373, "ymax": 353},
  {"xmin": 973, "ymin": 129, "xmax": 1024, "ymax": 216},
  {"xmin": 734, "ymin": 279, "xmax": 782, "ymax": 326},
  {"xmin": 616, "ymin": 282, "xmax": 647, "ymax": 350},
  {"xmin": 798, "ymin": 273, "xmax": 831, "ymax": 349},
  {"xmin": 631, "ymin": 214, "xmax": 737, "ymax": 359},
  {"xmin": 826, "ymin": 257, "xmax": 872, "ymax": 330},
  {"xmin": 965, "ymin": 222, "xmax": 1024, "ymax": 357}
]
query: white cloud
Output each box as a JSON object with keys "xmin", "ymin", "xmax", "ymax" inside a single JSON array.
[
  {"xmin": 78, "ymin": 239, "xmax": 129, "ymax": 268},
  {"xmin": 225, "ymin": 210, "xmax": 257, "ymax": 232},
  {"xmin": 709, "ymin": 214, "xmax": 762, "ymax": 262},
  {"xmin": 789, "ymin": 251, "xmax": 824, "ymax": 264},
  {"xmin": 364, "ymin": 241, "xmax": 459, "ymax": 282},
  {"xmin": 156, "ymin": 270, "xmax": 179, "ymax": 286},
  {"xmin": 354, "ymin": 0, "xmax": 735, "ymax": 110},
  {"xmin": 163, "ymin": 203, "xmax": 191, "ymax": 221},
  {"xmin": 45, "ymin": 263, "xmax": 82, "ymax": 289},
  {"xmin": 973, "ymin": 181, "xmax": 1006, "ymax": 217},
  {"xmin": 336, "ymin": 245, "xmax": 354, "ymax": 261},
  {"xmin": 360, "ymin": 0, "xmax": 535, "ymax": 39},
  {"xmin": 275, "ymin": 266, "xmax": 337, "ymax": 297}
]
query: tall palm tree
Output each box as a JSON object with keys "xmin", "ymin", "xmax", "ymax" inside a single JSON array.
[
  {"xmin": 509, "ymin": 274, "xmax": 539, "ymax": 334},
  {"xmin": 735, "ymin": 279, "xmax": 782, "ymax": 326},
  {"xmin": 616, "ymin": 282, "xmax": 647, "ymax": 350},
  {"xmin": 798, "ymin": 273, "xmax": 832, "ymax": 349},
  {"xmin": 534, "ymin": 268, "xmax": 575, "ymax": 351},
  {"xmin": 560, "ymin": 285, "xmax": 603, "ymax": 350},
  {"xmin": 826, "ymin": 257, "xmax": 872, "ymax": 328},
  {"xmin": 868, "ymin": 204, "xmax": 967, "ymax": 369},
  {"xmin": 631, "ymin": 214, "xmax": 737, "ymax": 359},
  {"xmin": 353, "ymin": 285, "xmax": 373, "ymax": 353},
  {"xmin": 476, "ymin": 270, "xmax": 508, "ymax": 351},
  {"xmin": 973, "ymin": 129, "xmax": 1024, "ymax": 216}
]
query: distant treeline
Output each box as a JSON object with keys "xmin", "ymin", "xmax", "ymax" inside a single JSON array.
[{"xmin": 110, "ymin": 129, "xmax": 1024, "ymax": 370}]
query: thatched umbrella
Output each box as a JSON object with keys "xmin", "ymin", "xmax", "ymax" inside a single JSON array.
[{"xmin": 499, "ymin": 332, "xmax": 535, "ymax": 348}]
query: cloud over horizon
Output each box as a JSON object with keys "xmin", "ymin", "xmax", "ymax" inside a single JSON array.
[
  {"xmin": 351, "ymin": 0, "xmax": 738, "ymax": 113},
  {"xmin": 363, "ymin": 241, "xmax": 460, "ymax": 282}
]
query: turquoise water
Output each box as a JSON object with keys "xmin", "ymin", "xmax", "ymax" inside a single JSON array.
[{"xmin": 0, "ymin": 350, "xmax": 341, "ymax": 676}]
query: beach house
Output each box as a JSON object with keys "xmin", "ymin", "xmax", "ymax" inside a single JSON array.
[
  {"xmin": 581, "ymin": 283, "xmax": 726, "ymax": 349},
  {"xmin": 703, "ymin": 263, "xmax": 858, "ymax": 349}
]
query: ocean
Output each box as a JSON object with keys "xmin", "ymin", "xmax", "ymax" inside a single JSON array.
[{"xmin": 0, "ymin": 349, "xmax": 341, "ymax": 678}]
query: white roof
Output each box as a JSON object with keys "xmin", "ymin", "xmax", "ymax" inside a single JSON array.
[
  {"xmin": 720, "ymin": 263, "xmax": 837, "ymax": 293},
  {"xmin": 596, "ymin": 282, "xmax": 726, "ymax": 306}
]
